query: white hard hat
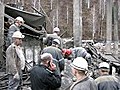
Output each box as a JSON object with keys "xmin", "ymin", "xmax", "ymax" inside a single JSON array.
[
  {"xmin": 53, "ymin": 39, "xmax": 60, "ymax": 45},
  {"xmin": 70, "ymin": 57, "xmax": 88, "ymax": 71},
  {"xmin": 99, "ymin": 62, "xmax": 109, "ymax": 69},
  {"xmin": 12, "ymin": 31, "xmax": 25, "ymax": 38},
  {"xmin": 53, "ymin": 27, "xmax": 60, "ymax": 32},
  {"xmin": 15, "ymin": 16, "xmax": 24, "ymax": 22}
]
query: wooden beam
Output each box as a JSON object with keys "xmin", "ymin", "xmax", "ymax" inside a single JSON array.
[
  {"xmin": 73, "ymin": 0, "xmax": 82, "ymax": 47},
  {"xmin": 106, "ymin": 0, "xmax": 112, "ymax": 54},
  {"xmin": 0, "ymin": 3, "xmax": 4, "ymax": 68},
  {"xmin": 113, "ymin": 0, "xmax": 119, "ymax": 57}
]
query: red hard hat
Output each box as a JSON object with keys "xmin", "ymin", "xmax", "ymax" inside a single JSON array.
[{"xmin": 62, "ymin": 49, "xmax": 72, "ymax": 56}]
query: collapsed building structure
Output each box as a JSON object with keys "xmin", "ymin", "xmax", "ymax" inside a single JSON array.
[
  {"xmin": 0, "ymin": 3, "xmax": 46, "ymax": 89},
  {"xmin": 0, "ymin": 3, "xmax": 46, "ymax": 70}
]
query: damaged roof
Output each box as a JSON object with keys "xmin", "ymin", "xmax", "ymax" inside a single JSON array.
[{"xmin": 5, "ymin": 5, "xmax": 46, "ymax": 29}]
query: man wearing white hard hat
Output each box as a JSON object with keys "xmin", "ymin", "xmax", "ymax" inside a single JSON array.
[
  {"xmin": 53, "ymin": 27, "xmax": 60, "ymax": 33},
  {"xmin": 6, "ymin": 31, "xmax": 25, "ymax": 90},
  {"xmin": 6, "ymin": 16, "xmax": 24, "ymax": 47},
  {"xmin": 52, "ymin": 39, "xmax": 61, "ymax": 47},
  {"xmin": 44, "ymin": 27, "xmax": 63, "ymax": 49},
  {"xmin": 95, "ymin": 62, "xmax": 120, "ymax": 90},
  {"xmin": 70, "ymin": 57, "xmax": 97, "ymax": 90}
]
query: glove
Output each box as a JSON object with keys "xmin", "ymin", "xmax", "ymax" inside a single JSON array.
[{"xmin": 13, "ymin": 72, "xmax": 20, "ymax": 80}]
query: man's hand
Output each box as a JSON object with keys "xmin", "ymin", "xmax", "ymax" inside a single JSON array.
[{"xmin": 49, "ymin": 63, "xmax": 56, "ymax": 71}]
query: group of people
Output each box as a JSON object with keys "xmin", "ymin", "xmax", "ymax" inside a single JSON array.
[
  {"xmin": 5, "ymin": 16, "xmax": 120, "ymax": 90},
  {"xmin": 6, "ymin": 16, "xmax": 25, "ymax": 90}
]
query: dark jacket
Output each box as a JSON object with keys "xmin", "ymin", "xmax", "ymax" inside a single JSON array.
[
  {"xmin": 95, "ymin": 75, "xmax": 120, "ymax": 90},
  {"xmin": 30, "ymin": 65, "xmax": 61, "ymax": 90}
]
